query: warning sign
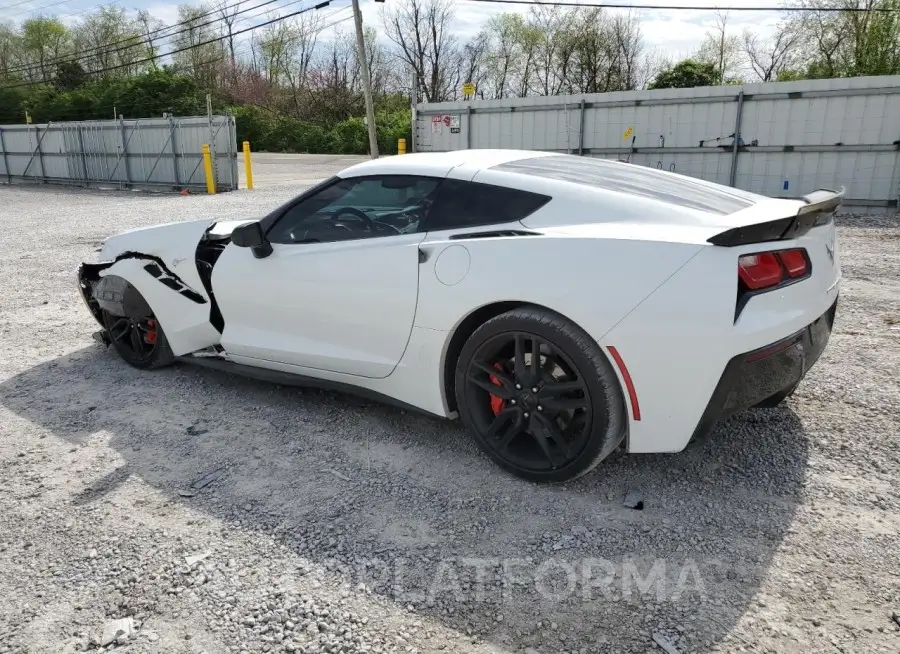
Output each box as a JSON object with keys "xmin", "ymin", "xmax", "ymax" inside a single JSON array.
[
  {"xmin": 623, "ymin": 126, "xmax": 634, "ymax": 140},
  {"xmin": 462, "ymin": 82, "xmax": 475, "ymax": 96}
]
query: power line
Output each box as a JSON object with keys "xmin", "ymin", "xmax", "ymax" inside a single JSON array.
[
  {"xmin": 4, "ymin": 0, "xmax": 334, "ymax": 89},
  {"xmin": 4, "ymin": 0, "xmax": 322, "ymax": 78},
  {"xmin": 468, "ymin": 0, "xmax": 900, "ymax": 11}
]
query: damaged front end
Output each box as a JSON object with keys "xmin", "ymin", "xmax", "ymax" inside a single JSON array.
[{"xmin": 77, "ymin": 219, "xmax": 233, "ymax": 357}]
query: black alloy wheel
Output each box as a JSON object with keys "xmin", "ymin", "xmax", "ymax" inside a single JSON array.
[
  {"xmin": 101, "ymin": 283, "xmax": 175, "ymax": 370},
  {"xmin": 455, "ymin": 307, "xmax": 626, "ymax": 483}
]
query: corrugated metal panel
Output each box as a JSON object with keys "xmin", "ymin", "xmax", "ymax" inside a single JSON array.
[
  {"xmin": 0, "ymin": 115, "xmax": 238, "ymax": 192},
  {"xmin": 415, "ymin": 76, "xmax": 900, "ymax": 207}
]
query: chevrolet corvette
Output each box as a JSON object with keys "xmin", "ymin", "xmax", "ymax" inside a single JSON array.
[{"xmin": 77, "ymin": 150, "xmax": 842, "ymax": 482}]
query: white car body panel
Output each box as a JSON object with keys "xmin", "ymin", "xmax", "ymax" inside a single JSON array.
[
  {"xmin": 213, "ymin": 232, "xmax": 425, "ymax": 378},
  {"xmin": 95, "ymin": 218, "xmax": 220, "ymax": 355},
  {"xmin": 78, "ymin": 149, "xmax": 843, "ymax": 461}
]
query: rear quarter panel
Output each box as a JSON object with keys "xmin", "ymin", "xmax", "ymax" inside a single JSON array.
[{"xmin": 604, "ymin": 223, "xmax": 840, "ymax": 454}]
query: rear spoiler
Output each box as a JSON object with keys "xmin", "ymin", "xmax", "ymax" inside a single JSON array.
[{"xmin": 708, "ymin": 186, "xmax": 844, "ymax": 247}]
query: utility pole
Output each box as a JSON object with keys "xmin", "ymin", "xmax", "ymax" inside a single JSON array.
[{"xmin": 351, "ymin": 0, "xmax": 379, "ymax": 158}]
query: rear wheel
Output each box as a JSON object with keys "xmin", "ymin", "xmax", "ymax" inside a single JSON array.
[
  {"xmin": 101, "ymin": 284, "xmax": 174, "ymax": 370},
  {"xmin": 455, "ymin": 307, "xmax": 626, "ymax": 483}
]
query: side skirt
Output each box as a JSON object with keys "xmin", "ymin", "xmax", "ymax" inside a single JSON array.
[{"xmin": 175, "ymin": 355, "xmax": 447, "ymax": 420}]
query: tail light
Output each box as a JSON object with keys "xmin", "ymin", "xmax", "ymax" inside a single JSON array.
[
  {"xmin": 736, "ymin": 248, "xmax": 810, "ymax": 321},
  {"xmin": 738, "ymin": 248, "xmax": 809, "ymax": 290}
]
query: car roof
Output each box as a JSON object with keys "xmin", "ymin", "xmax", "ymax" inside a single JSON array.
[{"xmin": 338, "ymin": 149, "xmax": 556, "ymax": 179}]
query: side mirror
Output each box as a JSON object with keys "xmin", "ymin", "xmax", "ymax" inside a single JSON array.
[{"xmin": 231, "ymin": 222, "xmax": 273, "ymax": 259}]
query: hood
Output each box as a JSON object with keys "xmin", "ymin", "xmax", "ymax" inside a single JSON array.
[{"xmin": 99, "ymin": 218, "xmax": 217, "ymax": 262}]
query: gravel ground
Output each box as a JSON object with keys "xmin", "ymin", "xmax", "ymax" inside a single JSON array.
[{"xmin": 0, "ymin": 173, "xmax": 898, "ymax": 654}]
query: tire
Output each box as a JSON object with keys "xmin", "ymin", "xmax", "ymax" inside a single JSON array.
[
  {"xmin": 454, "ymin": 306, "xmax": 626, "ymax": 483},
  {"xmin": 101, "ymin": 283, "xmax": 175, "ymax": 370}
]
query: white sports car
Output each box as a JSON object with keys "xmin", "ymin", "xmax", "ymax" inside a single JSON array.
[{"xmin": 78, "ymin": 150, "xmax": 841, "ymax": 482}]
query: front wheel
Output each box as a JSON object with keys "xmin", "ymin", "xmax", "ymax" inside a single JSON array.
[
  {"xmin": 101, "ymin": 283, "xmax": 174, "ymax": 370},
  {"xmin": 455, "ymin": 307, "xmax": 626, "ymax": 483}
]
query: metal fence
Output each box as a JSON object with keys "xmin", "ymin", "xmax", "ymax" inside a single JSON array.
[
  {"xmin": 0, "ymin": 114, "xmax": 238, "ymax": 192},
  {"xmin": 414, "ymin": 75, "xmax": 900, "ymax": 209}
]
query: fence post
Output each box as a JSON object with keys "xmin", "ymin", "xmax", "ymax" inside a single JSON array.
[
  {"xmin": 578, "ymin": 98, "xmax": 586, "ymax": 156},
  {"xmin": 35, "ymin": 124, "xmax": 47, "ymax": 182},
  {"xmin": 0, "ymin": 128, "xmax": 9, "ymax": 182},
  {"xmin": 466, "ymin": 106, "xmax": 472, "ymax": 150},
  {"xmin": 411, "ymin": 104, "xmax": 417, "ymax": 154},
  {"xmin": 168, "ymin": 116, "xmax": 181, "ymax": 189},
  {"xmin": 76, "ymin": 125, "xmax": 89, "ymax": 182},
  {"xmin": 242, "ymin": 141, "xmax": 254, "ymax": 190},
  {"xmin": 729, "ymin": 90, "xmax": 745, "ymax": 187},
  {"xmin": 202, "ymin": 144, "xmax": 216, "ymax": 194},
  {"xmin": 229, "ymin": 111, "xmax": 238, "ymax": 191},
  {"xmin": 119, "ymin": 116, "xmax": 131, "ymax": 186}
]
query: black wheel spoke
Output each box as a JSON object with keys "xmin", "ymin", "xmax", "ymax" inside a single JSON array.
[
  {"xmin": 529, "ymin": 419, "xmax": 564, "ymax": 468},
  {"xmin": 530, "ymin": 337, "xmax": 542, "ymax": 377},
  {"xmin": 533, "ymin": 412, "xmax": 572, "ymax": 459},
  {"xmin": 129, "ymin": 325, "xmax": 144, "ymax": 354},
  {"xmin": 467, "ymin": 373, "xmax": 515, "ymax": 399},
  {"xmin": 488, "ymin": 408, "xmax": 524, "ymax": 448},
  {"xmin": 539, "ymin": 380, "xmax": 586, "ymax": 398},
  {"xmin": 471, "ymin": 360, "xmax": 514, "ymax": 391},
  {"xmin": 513, "ymin": 334, "xmax": 527, "ymax": 381},
  {"xmin": 110, "ymin": 318, "xmax": 130, "ymax": 341}
]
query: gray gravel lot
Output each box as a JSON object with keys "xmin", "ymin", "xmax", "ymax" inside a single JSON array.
[{"xmin": 0, "ymin": 163, "xmax": 899, "ymax": 654}]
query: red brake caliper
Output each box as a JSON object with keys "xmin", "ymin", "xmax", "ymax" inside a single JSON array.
[
  {"xmin": 144, "ymin": 319, "xmax": 158, "ymax": 345},
  {"xmin": 489, "ymin": 363, "xmax": 506, "ymax": 416}
]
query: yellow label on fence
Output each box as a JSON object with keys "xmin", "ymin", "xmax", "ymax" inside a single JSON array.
[{"xmin": 623, "ymin": 126, "xmax": 633, "ymax": 140}]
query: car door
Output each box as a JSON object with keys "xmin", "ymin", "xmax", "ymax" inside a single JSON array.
[{"xmin": 211, "ymin": 174, "xmax": 442, "ymax": 379}]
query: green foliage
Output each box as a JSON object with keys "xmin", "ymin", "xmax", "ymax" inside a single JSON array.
[
  {"xmin": 230, "ymin": 102, "xmax": 411, "ymax": 155},
  {"xmin": 55, "ymin": 61, "xmax": 86, "ymax": 91},
  {"xmin": 649, "ymin": 59, "xmax": 718, "ymax": 90}
]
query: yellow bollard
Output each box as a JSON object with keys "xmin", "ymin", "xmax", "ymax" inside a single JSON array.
[
  {"xmin": 242, "ymin": 141, "xmax": 254, "ymax": 190},
  {"xmin": 398, "ymin": 138, "xmax": 407, "ymax": 155},
  {"xmin": 201, "ymin": 144, "xmax": 216, "ymax": 195}
]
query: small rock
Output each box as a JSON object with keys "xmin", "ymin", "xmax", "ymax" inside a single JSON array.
[
  {"xmin": 652, "ymin": 631, "xmax": 681, "ymax": 654},
  {"xmin": 185, "ymin": 551, "xmax": 212, "ymax": 567},
  {"xmin": 623, "ymin": 489, "xmax": 644, "ymax": 510},
  {"xmin": 100, "ymin": 618, "xmax": 135, "ymax": 647}
]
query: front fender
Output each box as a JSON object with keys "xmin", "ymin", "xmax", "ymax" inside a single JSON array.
[{"xmin": 78, "ymin": 218, "xmax": 223, "ymax": 355}]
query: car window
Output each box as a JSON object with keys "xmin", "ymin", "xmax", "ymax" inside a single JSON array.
[
  {"xmin": 424, "ymin": 179, "xmax": 551, "ymax": 232},
  {"xmin": 267, "ymin": 175, "xmax": 442, "ymax": 244}
]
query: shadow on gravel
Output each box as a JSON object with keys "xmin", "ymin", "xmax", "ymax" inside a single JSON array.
[{"xmin": 1, "ymin": 345, "xmax": 812, "ymax": 653}]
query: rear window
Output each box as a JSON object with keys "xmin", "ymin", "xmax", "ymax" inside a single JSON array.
[
  {"xmin": 425, "ymin": 179, "xmax": 550, "ymax": 231},
  {"xmin": 494, "ymin": 155, "xmax": 755, "ymax": 216}
]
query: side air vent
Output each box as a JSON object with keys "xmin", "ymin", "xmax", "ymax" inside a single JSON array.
[{"xmin": 449, "ymin": 230, "xmax": 539, "ymax": 241}]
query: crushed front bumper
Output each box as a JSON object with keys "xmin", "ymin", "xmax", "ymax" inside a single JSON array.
[{"xmin": 692, "ymin": 298, "xmax": 837, "ymax": 440}]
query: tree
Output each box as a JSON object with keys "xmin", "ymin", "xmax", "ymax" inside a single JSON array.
[
  {"xmin": 0, "ymin": 21, "xmax": 16, "ymax": 80},
  {"xmin": 785, "ymin": 0, "xmax": 900, "ymax": 78},
  {"xmin": 649, "ymin": 59, "xmax": 718, "ymax": 89},
  {"xmin": 382, "ymin": 0, "xmax": 460, "ymax": 103},
  {"xmin": 56, "ymin": 60, "xmax": 86, "ymax": 90},
  {"xmin": 73, "ymin": 7, "xmax": 144, "ymax": 76},
  {"xmin": 743, "ymin": 23, "xmax": 803, "ymax": 82},
  {"xmin": 170, "ymin": 4, "xmax": 226, "ymax": 87},
  {"xmin": 696, "ymin": 10, "xmax": 743, "ymax": 84},
  {"xmin": 135, "ymin": 10, "xmax": 163, "ymax": 70},
  {"xmin": 19, "ymin": 17, "xmax": 72, "ymax": 83}
]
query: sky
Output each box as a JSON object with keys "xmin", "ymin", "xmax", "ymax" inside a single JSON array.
[{"xmin": 0, "ymin": 0, "xmax": 786, "ymax": 65}]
